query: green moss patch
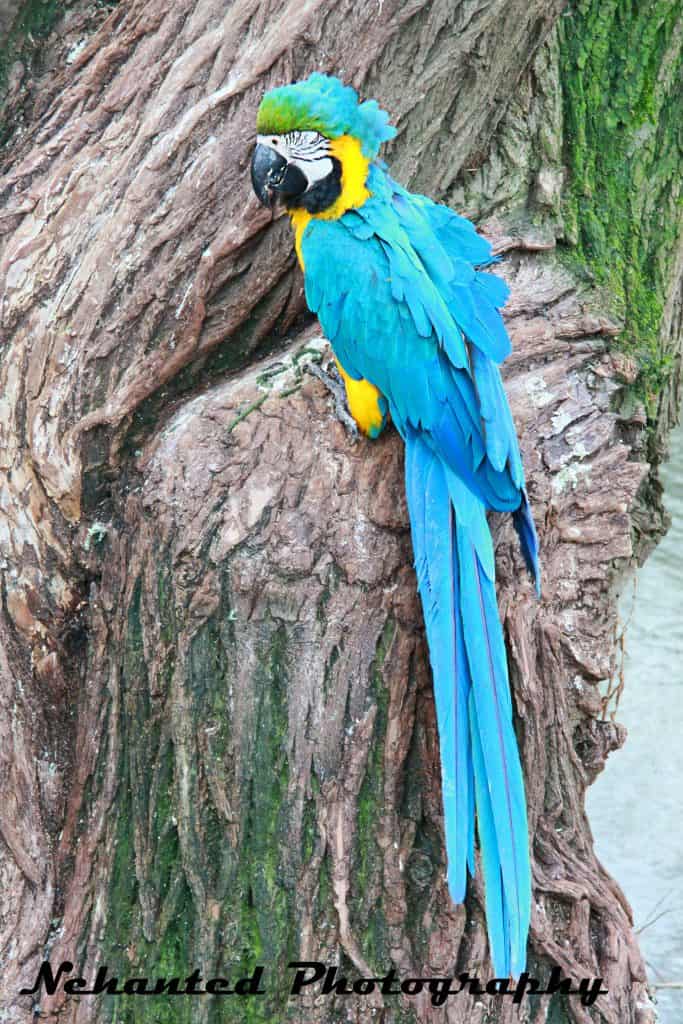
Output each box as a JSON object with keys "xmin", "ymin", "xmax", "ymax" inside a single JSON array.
[{"xmin": 558, "ymin": 0, "xmax": 683, "ymax": 415}]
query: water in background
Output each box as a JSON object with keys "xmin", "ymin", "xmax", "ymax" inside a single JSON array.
[{"xmin": 587, "ymin": 416, "xmax": 683, "ymax": 1023}]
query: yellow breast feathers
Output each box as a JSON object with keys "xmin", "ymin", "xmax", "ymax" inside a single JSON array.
[{"xmin": 289, "ymin": 135, "xmax": 370, "ymax": 269}]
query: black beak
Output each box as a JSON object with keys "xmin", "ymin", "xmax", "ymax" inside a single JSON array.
[{"xmin": 250, "ymin": 143, "xmax": 308, "ymax": 208}]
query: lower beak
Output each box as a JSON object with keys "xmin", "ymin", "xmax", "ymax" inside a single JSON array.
[{"xmin": 250, "ymin": 143, "xmax": 308, "ymax": 208}]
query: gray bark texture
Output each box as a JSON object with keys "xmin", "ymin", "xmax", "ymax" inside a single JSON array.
[{"xmin": 0, "ymin": 1, "xmax": 681, "ymax": 1023}]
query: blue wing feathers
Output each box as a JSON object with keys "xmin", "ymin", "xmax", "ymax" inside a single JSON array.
[
  {"xmin": 514, "ymin": 491, "xmax": 542, "ymax": 597},
  {"xmin": 300, "ymin": 159, "xmax": 541, "ymax": 976},
  {"xmin": 475, "ymin": 269, "xmax": 510, "ymax": 308},
  {"xmin": 304, "ymin": 219, "xmax": 526, "ymax": 513}
]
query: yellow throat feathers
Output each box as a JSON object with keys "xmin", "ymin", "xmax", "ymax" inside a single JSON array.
[{"xmin": 289, "ymin": 134, "xmax": 370, "ymax": 269}]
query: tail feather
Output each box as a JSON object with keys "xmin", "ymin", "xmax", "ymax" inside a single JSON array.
[
  {"xmin": 469, "ymin": 691, "xmax": 508, "ymax": 972},
  {"xmin": 458, "ymin": 530, "xmax": 531, "ymax": 976},
  {"xmin": 406, "ymin": 435, "xmax": 474, "ymax": 900},
  {"xmin": 405, "ymin": 432, "xmax": 531, "ymax": 977}
]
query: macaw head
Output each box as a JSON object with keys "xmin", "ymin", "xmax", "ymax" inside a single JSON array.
[{"xmin": 250, "ymin": 73, "xmax": 396, "ymax": 213}]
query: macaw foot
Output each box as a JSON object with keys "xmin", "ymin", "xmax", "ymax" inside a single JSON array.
[{"xmin": 306, "ymin": 360, "xmax": 360, "ymax": 439}]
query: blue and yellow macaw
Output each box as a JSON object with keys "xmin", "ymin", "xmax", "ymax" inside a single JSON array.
[{"xmin": 250, "ymin": 73, "xmax": 540, "ymax": 978}]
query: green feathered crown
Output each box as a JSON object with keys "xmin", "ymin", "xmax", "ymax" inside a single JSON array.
[{"xmin": 256, "ymin": 73, "xmax": 396, "ymax": 158}]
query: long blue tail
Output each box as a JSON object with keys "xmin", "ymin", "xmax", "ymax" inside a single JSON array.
[{"xmin": 405, "ymin": 432, "xmax": 531, "ymax": 978}]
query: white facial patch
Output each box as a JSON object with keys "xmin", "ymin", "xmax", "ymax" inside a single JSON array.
[{"xmin": 257, "ymin": 131, "xmax": 334, "ymax": 190}]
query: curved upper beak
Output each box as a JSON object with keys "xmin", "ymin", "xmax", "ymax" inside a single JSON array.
[{"xmin": 250, "ymin": 143, "xmax": 308, "ymax": 208}]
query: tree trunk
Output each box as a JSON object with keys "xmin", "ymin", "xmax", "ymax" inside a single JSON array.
[{"xmin": 0, "ymin": 2, "xmax": 680, "ymax": 1023}]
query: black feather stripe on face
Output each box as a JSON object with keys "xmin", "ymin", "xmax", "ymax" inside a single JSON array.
[{"xmin": 287, "ymin": 157, "xmax": 342, "ymax": 213}]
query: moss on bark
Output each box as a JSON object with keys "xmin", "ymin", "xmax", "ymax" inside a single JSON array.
[
  {"xmin": 0, "ymin": 0, "xmax": 63, "ymax": 146},
  {"xmin": 558, "ymin": 0, "xmax": 683, "ymax": 415},
  {"xmin": 0, "ymin": 0, "xmax": 120, "ymax": 147},
  {"xmin": 0, "ymin": 0, "xmax": 62, "ymax": 79}
]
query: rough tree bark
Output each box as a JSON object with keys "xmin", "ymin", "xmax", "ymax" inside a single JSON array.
[{"xmin": 0, "ymin": 2, "xmax": 681, "ymax": 1023}]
